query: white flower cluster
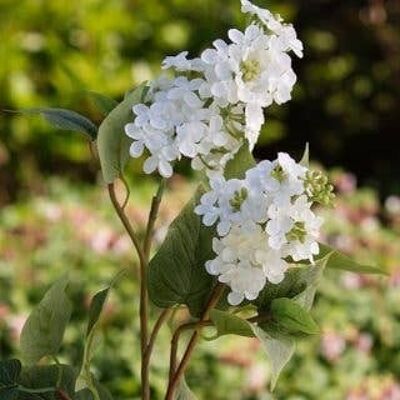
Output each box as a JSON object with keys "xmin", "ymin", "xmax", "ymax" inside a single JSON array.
[
  {"xmin": 125, "ymin": 0, "xmax": 303, "ymax": 178},
  {"xmin": 195, "ymin": 153, "xmax": 324, "ymax": 305},
  {"xmin": 124, "ymin": 1, "xmax": 326, "ymax": 306}
]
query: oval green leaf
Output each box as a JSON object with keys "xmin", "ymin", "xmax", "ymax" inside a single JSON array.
[
  {"xmin": 20, "ymin": 276, "xmax": 72, "ymax": 365},
  {"xmin": 19, "ymin": 108, "xmax": 97, "ymax": 140},
  {"xmin": 148, "ymin": 187, "xmax": 216, "ymax": 317},
  {"xmin": 270, "ymin": 298, "xmax": 320, "ymax": 335},
  {"xmin": 319, "ymin": 243, "xmax": 387, "ymax": 275},
  {"xmin": 96, "ymin": 83, "xmax": 148, "ymax": 184},
  {"xmin": 209, "ymin": 310, "xmax": 254, "ymax": 338}
]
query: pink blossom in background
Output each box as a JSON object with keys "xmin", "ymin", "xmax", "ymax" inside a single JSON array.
[{"xmin": 321, "ymin": 330, "xmax": 346, "ymax": 362}]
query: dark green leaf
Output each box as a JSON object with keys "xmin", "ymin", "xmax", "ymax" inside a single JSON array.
[
  {"xmin": 318, "ymin": 243, "xmax": 387, "ymax": 275},
  {"xmin": 148, "ymin": 187, "xmax": 216, "ymax": 317},
  {"xmin": 19, "ymin": 108, "xmax": 97, "ymax": 140},
  {"xmin": 86, "ymin": 288, "xmax": 109, "ymax": 337},
  {"xmin": 0, "ymin": 359, "xmax": 21, "ymax": 386},
  {"xmin": 20, "ymin": 276, "xmax": 72, "ymax": 365},
  {"xmin": 224, "ymin": 143, "xmax": 256, "ymax": 180},
  {"xmin": 87, "ymin": 92, "xmax": 118, "ymax": 116},
  {"xmin": 18, "ymin": 364, "xmax": 76, "ymax": 399},
  {"xmin": 0, "ymin": 388, "xmax": 19, "ymax": 400},
  {"xmin": 97, "ymin": 82, "xmax": 148, "ymax": 184},
  {"xmin": 209, "ymin": 310, "xmax": 254, "ymax": 338},
  {"xmin": 270, "ymin": 298, "xmax": 319, "ymax": 335}
]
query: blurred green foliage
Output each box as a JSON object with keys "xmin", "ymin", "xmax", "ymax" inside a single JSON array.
[
  {"xmin": 1, "ymin": 174, "xmax": 400, "ymax": 399},
  {"xmin": 1, "ymin": 0, "xmax": 399, "ymax": 204}
]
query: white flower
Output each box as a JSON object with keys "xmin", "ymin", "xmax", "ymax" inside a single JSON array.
[
  {"xmin": 162, "ymin": 51, "xmax": 193, "ymax": 71},
  {"xmin": 199, "ymin": 151, "xmax": 326, "ymax": 303},
  {"xmin": 240, "ymin": 0, "xmax": 303, "ymax": 57},
  {"xmin": 266, "ymin": 203, "xmax": 294, "ymax": 249},
  {"xmin": 126, "ymin": 0, "xmax": 304, "ymax": 186},
  {"xmin": 142, "ymin": 142, "xmax": 180, "ymax": 178},
  {"xmin": 205, "ymin": 221, "xmax": 292, "ymax": 305},
  {"xmin": 255, "ymin": 247, "xmax": 289, "ymax": 284},
  {"xmin": 283, "ymin": 195, "xmax": 323, "ymax": 262},
  {"xmin": 205, "ymin": 222, "xmax": 269, "ymax": 304},
  {"xmin": 194, "ymin": 176, "xmax": 226, "ymax": 226}
]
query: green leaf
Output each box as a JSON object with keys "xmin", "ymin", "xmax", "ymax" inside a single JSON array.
[
  {"xmin": 299, "ymin": 143, "xmax": 309, "ymax": 167},
  {"xmin": 97, "ymin": 82, "xmax": 148, "ymax": 184},
  {"xmin": 318, "ymin": 243, "xmax": 387, "ymax": 275},
  {"xmin": 18, "ymin": 364, "xmax": 76, "ymax": 399},
  {"xmin": 291, "ymin": 254, "xmax": 331, "ymax": 311},
  {"xmin": 254, "ymin": 263, "xmax": 324, "ymax": 312},
  {"xmin": 251, "ymin": 325, "xmax": 295, "ymax": 391},
  {"xmin": 0, "ymin": 359, "xmax": 21, "ymax": 387},
  {"xmin": 77, "ymin": 273, "xmax": 124, "ymax": 394},
  {"xmin": 76, "ymin": 288, "xmax": 109, "ymax": 392},
  {"xmin": 270, "ymin": 298, "xmax": 319, "ymax": 335},
  {"xmin": 209, "ymin": 310, "xmax": 254, "ymax": 338},
  {"xmin": 224, "ymin": 143, "xmax": 256, "ymax": 180},
  {"xmin": 148, "ymin": 187, "xmax": 216, "ymax": 317},
  {"xmin": 175, "ymin": 377, "xmax": 197, "ymax": 400},
  {"xmin": 86, "ymin": 288, "xmax": 110, "ymax": 338},
  {"xmin": 0, "ymin": 388, "xmax": 19, "ymax": 400},
  {"xmin": 87, "ymin": 92, "xmax": 118, "ymax": 116},
  {"xmin": 20, "ymin": 276, "xmax": 72, "ymax": 365},
  {"xmin": 19, "ymin": 108, "xmax": 97, "ymax": 140}
]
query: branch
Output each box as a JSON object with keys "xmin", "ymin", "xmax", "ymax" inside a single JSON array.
[
  {"xmin": 167, "ymin": 307, "xmax": 270, "ymax": 393},
  {"xmin": 107, "ymin": 182, "xmax": 145, "ymax": 268},
  {"xmin": 108, "ymin": 182, "xmax": 149, "ymax": 400},
  {"xmin": 144, "ymin": 179, "xmax": 166, "ymax": 260},
  {"xmin": 165, "ymin": 284, "xmax": 225, "ymax": 399},
  {"xmin": 143, "ymin": 308, "xmax": 172, "ymax": 375}
]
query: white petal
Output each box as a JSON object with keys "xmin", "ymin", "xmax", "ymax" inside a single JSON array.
[
  {"xmin": 143, "ymin": 157, "xmax": 158, "ymax": 174},
  {"xmin": 129, "ymin": 141, "xmax": 144, "ymax": 158},
  {"xmin": 158, "ymin": 159, "xmax": 173, "ymax": 178},
  {"xmin": 227, "ymin": 291, "xmax": 244, "ymax": 306},
  {"xmin": 228, "ymin": 29, "xmax": 244, "ymax": 44}
]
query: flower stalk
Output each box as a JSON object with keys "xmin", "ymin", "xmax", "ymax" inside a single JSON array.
[{"xmin": 165, "ymin": 284, "xmax": 225, "ymax": 400}]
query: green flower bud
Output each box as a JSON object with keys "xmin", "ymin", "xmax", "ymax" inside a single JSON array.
[
  {"xmin": 304, "ymin": 170, "xmax": 335, "ymax": 206},
  {"xmin": 229, "ymin": 187, "xmax": 248, "ymax": 211}
]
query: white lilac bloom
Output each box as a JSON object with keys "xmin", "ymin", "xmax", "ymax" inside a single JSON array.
[
  {"xmin": 205, "ymin": 222, "xmax": 289, "ymax": 305},
  {"xmin": 194, "ymin": 172, "xmax": 271, "ymax": 236},
  {"xmin": 162, "ymin": 51, "xmax": 193, "ymax": 71},
  {"xmin": 205, "ymin": 223, "xmax": 269, "ymax": 305},
  {"xmin": 125, "ymin": 0, "xmax": 303, "ymax": 178},
  {"xmin": 198, "ymin": 152, "xmax": 328, "ymax": 305},
  {"xmin": 240, "ymin": 0, "xmax": 304, "ymax": 58}
]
